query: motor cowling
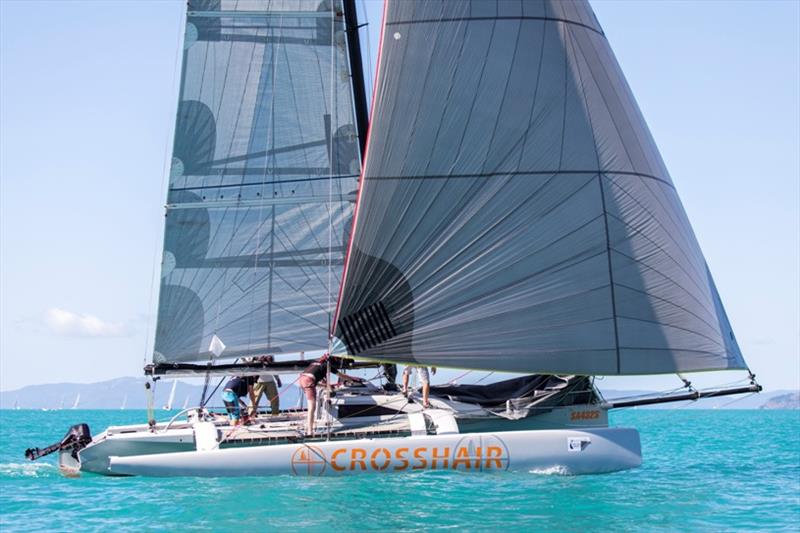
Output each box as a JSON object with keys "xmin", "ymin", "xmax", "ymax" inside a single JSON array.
[{"xmin": 25, "ymin": 423, "xmax": 92, "ymax": 461}]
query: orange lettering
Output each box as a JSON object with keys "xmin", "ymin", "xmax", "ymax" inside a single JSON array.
[
  {"xmin": 485, "ymin": 446, "xmax": 503, "ymax": 469},
  {"xmin": 394, "ymin": 447, "xmax": 409, "ymax": 471},
  {"xmin": 370, "ymin": 448, "xmax": 391, "ymax": 471},
  {"xmin": 452, "ymin": 446, "xmax": 472, "ymax": 470},
  {"xmin": 412, "ymin": 447, "xmax": 428, "ymax": 470},
  {"xmin": 331, "ymin": 449, "xmax": 347, "ymax": 472},
  {"xmin": 350, "ymin": 448, "xmax": 367, "ymax": 471},
  {"xmin": 430, "ymin": 447, "xmax": 450, "ymax": 469}
]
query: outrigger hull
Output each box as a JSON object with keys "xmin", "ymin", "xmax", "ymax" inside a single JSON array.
[{"xmin": 108, "ymin": 427, "xmax": 641, "ymax": 477}]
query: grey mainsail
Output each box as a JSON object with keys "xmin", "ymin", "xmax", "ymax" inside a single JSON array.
[
  {"xmin": 333, "ymin": 0, "xmax": 747, "ymax": 375},
  {"xmin": 154, "ymin": 0, "xmax": 361, "ymax": 363}
]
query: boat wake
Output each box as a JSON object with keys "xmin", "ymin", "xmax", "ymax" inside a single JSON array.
[
  {"xmin": 527, "ymin": 465, "xmax": 571, "ymax": 476},
  {"xmin": 0, "ymin": 462, "xmax": 57, "ymax": 478}
]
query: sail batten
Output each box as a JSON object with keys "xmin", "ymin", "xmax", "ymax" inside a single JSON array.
[
  {"xmin": 333, "ymin": 0, "xmax": 747, "ymax": 376},
  {"xmin": 154, "ymin": 0, "xmax": 361, "ymax": 363}
]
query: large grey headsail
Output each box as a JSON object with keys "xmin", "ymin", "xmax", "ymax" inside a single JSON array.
[
  {"xmin": 154, "ymin": 0, "xmax": 362, "ymax": 363},
  {"xmin": 333, "ymin": 0, "xmax": 747, "ymax": 375}
]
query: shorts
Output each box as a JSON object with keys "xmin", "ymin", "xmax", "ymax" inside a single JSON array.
[
  {"xmin": 299, "ymin": 374, "xmax": 317, "ymax": 403},
  {"xmin": 402, "ymin": 366, "xmax": 429, "ymax": 384},
  {"xmin": 222, "ymin": 389, "xmax": 241, "ymax": 421}
]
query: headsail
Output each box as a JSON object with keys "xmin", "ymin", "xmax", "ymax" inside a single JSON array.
[
  {"xmin": 154, "ymin": 0, "xmax": 362, "ymax": 363},
  {"xmin": 333, "ymin": 0, "xmax": 747, "ymax": 375}
]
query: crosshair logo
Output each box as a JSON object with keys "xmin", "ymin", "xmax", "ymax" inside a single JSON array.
[{"xmin": 291, "ymin": 446, "xmax": 327, "ymax": 476}]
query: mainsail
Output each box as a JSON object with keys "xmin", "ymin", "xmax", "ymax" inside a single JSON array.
[
  {"xmin": 334, "ymin": 0, "xmax": 747, "ymax": 375},
  {"xmin": 154, "ymin": 0, "xmax": 362, "ymax": 363}
]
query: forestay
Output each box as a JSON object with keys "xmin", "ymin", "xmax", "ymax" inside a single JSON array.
[
  {"xmin": 333, "ymin": 0, "xmax": 747, "ymax": 375},
  {"xmin": 155, "ymin": 0, "xmax": 361, "ymax": 363}
]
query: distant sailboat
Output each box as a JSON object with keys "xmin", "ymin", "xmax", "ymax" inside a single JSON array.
[
  {"xmin": 71, "ymin": 394, "xmax": 80, "ymax": 410},
  {"xmin": 13, "ymin": 399, "xmax": 20, "ymax": 410},
  {"xmin": 120, "ymin": 394, "xmax": 128, "ymax": 410},
  {"xmin": 58, "ymin": 396, "xmax": 65, "ymax": 410},
  {"xmin": 181, "ymin": 395, "xmax": 189, "ymax": 410},
  {"xmin": 163, "ymin": 380, "xmax": 177, "ymax": 411}
]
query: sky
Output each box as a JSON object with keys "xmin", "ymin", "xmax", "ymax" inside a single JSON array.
[{"xmin": 1, "ymin": 1, "xmax": 798, "ymax": 393}]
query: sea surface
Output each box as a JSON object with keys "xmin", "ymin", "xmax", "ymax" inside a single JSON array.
[{"xmin": 0, "ymin": 409, "xmax": 798, "ymax": 532}]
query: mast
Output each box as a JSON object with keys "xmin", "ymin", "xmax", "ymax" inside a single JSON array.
[{"xmin": 342, "ymin": 0, "xmax": 369, "ymax": 158}]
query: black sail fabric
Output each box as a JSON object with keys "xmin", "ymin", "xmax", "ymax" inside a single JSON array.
[
  {"xmin": 154, "ymin": 0, "xmax": 360, "ymax": 363},
  {"xmin": 333, "ymin": 0, "xmax": 747, "ymax": 375}
]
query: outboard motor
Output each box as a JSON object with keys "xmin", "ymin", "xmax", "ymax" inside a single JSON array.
[{"xmin": 25, "ymin": 423, "xmax": 92, "ymax": 462}]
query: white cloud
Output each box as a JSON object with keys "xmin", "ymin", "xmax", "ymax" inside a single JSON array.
[{"xmin": 44, "ymin": 307, "xmax": 129, "ymax": 338}]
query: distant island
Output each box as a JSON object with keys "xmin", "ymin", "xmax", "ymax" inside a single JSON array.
[
  {"xmin": 0, "ymin": 377, "xmax": 303, "ymax": 411},
  {"xmin": 759, "ymin": 392, "xmax": 800, "ymax": 410},
  {"xmin": 0, "ymin": 377, "xmax": 797, "ymax": 410}
]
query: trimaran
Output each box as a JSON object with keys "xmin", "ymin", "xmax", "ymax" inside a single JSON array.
[{"xmin": 26, "ymin": 0, "xmax": 760, "ymax": 477}]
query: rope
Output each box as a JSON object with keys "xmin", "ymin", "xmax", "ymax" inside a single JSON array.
[{"xmin": 446, "ymin": 369, "xmax": 473, "ymax": 385}]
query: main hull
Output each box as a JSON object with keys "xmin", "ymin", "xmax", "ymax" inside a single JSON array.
[
  {"xmin": 108, "ymin": 427, "xmax": 641, "ymax": 477},
  {"xmin": 71, "ymin": 401, "xmax": 609, "ymax": 475}
]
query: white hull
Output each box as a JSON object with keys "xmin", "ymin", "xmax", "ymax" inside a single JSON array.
[
  {"xmin": 108, "ymin": 427, "xmax": 641, "ymax": 477},
  {"xmin": 70, "ymin": 397, "xmax": 610, "ymax": 475}
]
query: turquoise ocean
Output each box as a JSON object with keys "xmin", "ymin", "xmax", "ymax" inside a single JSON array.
[{"xmin": 1, "ymin": 409, "xmax": 798, "ymax": 531}]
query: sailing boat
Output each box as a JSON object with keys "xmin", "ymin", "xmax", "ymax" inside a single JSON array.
[
  {"xmin": 182, "ymin": 395, "xmax": 189, "ymax": 411},
  {"xmin": 26, "ymin": 0, "xmax": 758, "ymax": 477},
  {"xmin": 71, "ymin": 394, "xmax": 80, "ymax": 410},
  {"xmin": 120, "ymin": 394, "xmax": 128, "ymax": 411},
  {"xmin": 163, "ymin": 380, "xmax": 178, "ymax": 411}
]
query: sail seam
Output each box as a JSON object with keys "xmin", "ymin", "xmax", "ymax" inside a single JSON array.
[
  {"xmin": 385, "ymin": 16, "xmax": 604, "ymax": 38},
  {"xmin": 361, "ymin": 169, "xmax": 674, "ymax": 188},
  {"xmin": 615, "ymin": 314, "xmax": 725, "ymax": 349},
  {"xmin": 170, "ymin": 174, "xmax": 359, "ymax": 192},
  {"xmin": 563, "ymin": 25, "xmax": 622, "ymax": 374}
]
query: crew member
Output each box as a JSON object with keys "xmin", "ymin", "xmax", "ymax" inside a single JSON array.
[
  {"xmin": 249, "ymin": 356, "xmax": 282, "ymax": 417},
  {"xmin": 298, "ymin": 354, "xmax": 360, "ymax": 436},
  {"xmin": 402, "ymin": 365, "xmax": 436, "ymax": 409},
  {"xmin": 222, "ymin": 375, "xmax": 255, "ymax": 426}
]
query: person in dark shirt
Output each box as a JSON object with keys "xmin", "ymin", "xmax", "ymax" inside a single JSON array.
[
  {"xmin": 298, "ymin": 354, "xmax": 360, "ymax": 436},
  {"xmin": 222, "ymin": 375, "xmax": 255, "ymax": 425}
]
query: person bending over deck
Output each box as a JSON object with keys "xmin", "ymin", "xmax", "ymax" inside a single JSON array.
[
  {"xmin": 298, "ymin": 354, "xmax": 361, "ymax": 436},
  {"xmin": 222, "ymin": 375, "xmax": 256, "ymax": 426},
  {"xmin": 402, "ymin": 365, "xmax": 436, "ymax": 408},
  {"xmin": 248, "ymin": 356, "xmax": 282, "ymax": 417}
]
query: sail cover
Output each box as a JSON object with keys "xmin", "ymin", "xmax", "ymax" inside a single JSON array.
[
  {"xmin": 333, "ymin": 0, "xmax": 747, "ymax": 375},
  {"xmin": 154, "ymin": 0, "xmax": 361, "ymax": 363}
]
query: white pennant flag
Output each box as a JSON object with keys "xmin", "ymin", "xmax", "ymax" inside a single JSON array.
[{"xmin": 208, "ymin": 334, "xmax": 226, "ymax": 358}]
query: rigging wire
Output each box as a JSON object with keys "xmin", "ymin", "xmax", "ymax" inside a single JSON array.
[
  {"xmin": 359, "ymin": 0, "xmax": 374, "ymax": 110},
  {"xmin": 324, "ymin": 5, "xmax": 337, "ymax": 442}
]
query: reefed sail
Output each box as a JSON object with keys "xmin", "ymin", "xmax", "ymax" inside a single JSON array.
[
  {"xmin": 155, "ymin": 0, "xmax": 361, "ymax": 363},
  {"xmin": 334, "ymin": 0, "xmax": 746, "ymax": 375}
]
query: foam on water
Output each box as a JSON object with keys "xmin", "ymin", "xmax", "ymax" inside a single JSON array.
[
  {"xmin": 527, "ymin": 465, "xmax": 571, "ymax": 476},
  {"xmin": 0, "ymin": 462, "xmax": 57, "ymax": 478}
]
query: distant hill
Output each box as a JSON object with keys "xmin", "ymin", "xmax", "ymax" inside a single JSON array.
[
  {"xmin": 0, "ymin": 377, "xmax": 303, "ymax": 411},
  {"xmin": 760, "ymin": 392, "xmax": 800, "ymax": 410},
  {"xmin": 2, "ymin": 378, "xmax": 796, "ymax": 410}
]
